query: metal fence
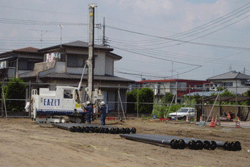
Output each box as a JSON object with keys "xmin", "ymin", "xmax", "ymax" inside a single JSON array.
[{"xmin": 1, "ymin": 81, "xmax": 250, "ymax": 127}]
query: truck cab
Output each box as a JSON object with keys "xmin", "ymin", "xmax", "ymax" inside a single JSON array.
[{"xmin": 31, "ymin": 86, "xmax": 84, "ymax": 123}]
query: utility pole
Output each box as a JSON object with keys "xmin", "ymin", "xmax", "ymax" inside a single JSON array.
[
  {"xmin": 102, "ymin": 17, "xmax": 106, "ymax": 46},
  {"xmin": 87, "ymin": 3, "xmax": 97, "ymax": 104},
  {"xmin": 59, "ymin": 24, "xmax": 63, "ymax": 47}
]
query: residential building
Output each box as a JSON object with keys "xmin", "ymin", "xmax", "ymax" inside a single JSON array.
[
  {"xmin": 19, "ymin": 41, "xmax": 135, "ymax": 112},
  {"xmin": 136, "ymin": 79, "xmax": 211, "ymax": 102},
  {"xmin": 0, "ymin": 47, "xmax": 43, "ymax": 81},
  {"xmin": 207, "ymin": 71, "xmax": 250, "ymax": 94}
]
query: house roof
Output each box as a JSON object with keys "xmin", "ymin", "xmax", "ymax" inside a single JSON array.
[
  {"xmin": 0, "ymin": 47, "xmax": 41, "ymax": 57},
  {"xmin": 207, "ymin": 71, "xmax": 250, "ymax": 81},
  {"xmin": 20, "ymin": 72, "xmax": 135, "ymax": 83},
  {"xmin": 136, "ymin": 79, "xmax": 210, "ymax": 84},
  {"xmin": 14, "ymin": 47, "xmax": 39, "ymax": 53},
  {"xmin": 39, "ymin": 40, "xmax": 113, "ymax": 52}
]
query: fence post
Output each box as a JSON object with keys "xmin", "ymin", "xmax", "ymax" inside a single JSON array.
[{"xmin": 137, "ymin": 85, "xmax": 139, "ymax": 118}]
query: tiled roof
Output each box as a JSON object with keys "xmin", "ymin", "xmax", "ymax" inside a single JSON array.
[
  {"xmin": 39, "ymin": 40, "xmax": 113, "ymax": 52},
  {"xmin": 20, "ymin": 72, "xmax": 135, "ymax": 83},
  {"xmin": 207, "ymin": 71, "xmax": 250, "ymax": 80},
  {"xmin": 14, "ymin": 47, "xmax": 39, "ymax": 52}
]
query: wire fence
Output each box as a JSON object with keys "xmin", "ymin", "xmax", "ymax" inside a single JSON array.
[{"xmin": 0, "ymin": 81, "xmax": 250, "ymax": 127}]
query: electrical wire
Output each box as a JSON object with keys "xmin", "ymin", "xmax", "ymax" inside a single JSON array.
[
  {"xmin": 0, "ymin": 18, "xmax": 88, "ymax": 26},
  {"xmin": 110, "ymin": 42, "xmax": 250, "ymax": 66},
  {"xmin": 106, "ymin": 25, "xmax": 250, "ymax": 50}
]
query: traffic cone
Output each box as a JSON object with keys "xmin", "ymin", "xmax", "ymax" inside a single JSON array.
[
  {"xmin": 236, "ymin": 117, "xmax": 241, "ymax": 128},
  {"xmin": 186, "ymin": 115, "xmax": 189, "ymax": 122},
  {"xmin": 210, "ymin": 116, "xmax": 215, "ymax": 127}
]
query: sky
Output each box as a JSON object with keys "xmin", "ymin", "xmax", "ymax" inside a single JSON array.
[{"xmin": 0, "ymin": 0, "xmax": 250, "ymax": 81}]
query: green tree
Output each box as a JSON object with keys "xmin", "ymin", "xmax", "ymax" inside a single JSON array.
[
  {"xmin": 161, "ymin": 92, "xmax": 174, "ymax": 104},
  {"xmin": 216, "ymin": 87, "xmax": 225, "ymax": 91},
  {"xmin": 220, "ymin": 89, "xmax": 235, "ymax": 97},
  {"xmin": 4, "ymin": 78, "xmax": 26, "ymax": 112},
  {"xmin": 137, "ymin": 88, "xmax": 154, "ymax": 114},
  {"xmin": 245, "ymin": 89, "xmax": 250, "ymax": 106},
  {"xmin": 127, "ymin": 88, "xmax": 154, "ymax": 114},
  {"xmin": 126, "ymin": 89, "xmax": 138, "ymax": 113}
]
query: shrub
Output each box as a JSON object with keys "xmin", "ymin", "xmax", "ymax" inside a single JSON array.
[
  {"xmin": 137, "ymin": 88, "xmax": 154, "ymax": 114},
  {"xmin": 127, "ymin": 88, "xmax": 154, "ymax": 114},
  {"xmin": 4, "ymin": 78, "xmax": 26, "ymax": 112}
]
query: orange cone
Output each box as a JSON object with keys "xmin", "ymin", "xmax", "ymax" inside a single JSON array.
[{"xmin": 210, "ymin": 116, "xmax": 216, "ymax": 127}]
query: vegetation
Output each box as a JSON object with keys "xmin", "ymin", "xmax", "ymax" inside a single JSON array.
[
  {"xmin": 4, "ymin": 78, "xmax": 26, "ymax": 112},
  {"xmin": 126, "ymin": 88, "xmax": 154, "ymax": 114},
  {"xmin": 161, "ymin": 92, "xmax": 174, "ymax": 104}
]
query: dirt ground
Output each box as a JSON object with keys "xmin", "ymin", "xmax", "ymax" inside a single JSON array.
[{"xmin": 0, "ymin": 118, "xmax": 250, "ymax": 167}]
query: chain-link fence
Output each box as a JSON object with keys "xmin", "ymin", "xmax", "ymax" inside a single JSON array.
[{"xmin": 1, "ymin": 81, "xmax": 250, "ymax": 127}]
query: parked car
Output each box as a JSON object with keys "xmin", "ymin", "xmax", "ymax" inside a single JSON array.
[{"xmin": 168, "ymin": 107, "xmax": 195, "ymax": 120}]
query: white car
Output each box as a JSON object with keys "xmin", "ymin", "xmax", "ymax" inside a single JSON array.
[{"xmin": 168, "ymin": 107, "xmax": 195, "ymax": 120}]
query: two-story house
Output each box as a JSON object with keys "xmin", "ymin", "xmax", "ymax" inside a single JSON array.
[
  {"xmin": 19, "ymin": 41, "xmax": 135, "ymax": 112},
  {"xmin": 207, "ymin": 71, "xmax": 250, "ymax": 94},
  {"xmin": 0, "ymin": 47, "xmax": 43, "ymax": 80}
]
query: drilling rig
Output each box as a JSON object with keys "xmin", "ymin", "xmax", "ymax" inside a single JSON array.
[{"xmin": 30, "ymin": 4, "xmax": 103, "ymax": 123}]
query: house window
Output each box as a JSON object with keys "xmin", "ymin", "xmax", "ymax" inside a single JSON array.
[
  {"xmin": 223, "ymin": 82, "xmax": 233, "ymax": 87},
  {"xmin": 67, "ymin": 54, "xmax": 87, "ymax": 67},
  {"xmin": 194, "ymin": 84, "xmax": 203, "ymax": 90},
  {"xmin": 241, "ymin": 80, "xmax": 247, "ymax": 85},
  {"xmin": 18, "ymin": 59, "xmax": 35, "ymax": 70},
  {"xmin": 8, "ymin": 60, "xmax": 16, "ymax": 67},
  {"xmin": 0, "ymin": 61, "xmax": 7, "ymax": 69}
]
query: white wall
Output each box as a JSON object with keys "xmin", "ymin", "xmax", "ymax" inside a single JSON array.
[
  {"xmin": 105, "ymin": 55, "xmax": 114, "ymax": 75},
  {"xmin": 55, "ymin": 62, "xmax": 66, "ymax": 73},
  {"xmin": 94, "ymin": 52, "xmax": 105, "ymax": 75}
]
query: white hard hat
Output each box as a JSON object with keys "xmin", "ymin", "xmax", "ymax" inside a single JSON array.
[
  {"xmin": 100, "ymin": 101, "xmax": 105, "ymax": 105},
  {"xmin": 86, "ymin": 101, "xmax": 90, "ymax": 105}
]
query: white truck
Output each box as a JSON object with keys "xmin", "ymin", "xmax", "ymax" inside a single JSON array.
[{"xmin": 31, "ymin": 86, "xmax": 103, "ymax": 123}]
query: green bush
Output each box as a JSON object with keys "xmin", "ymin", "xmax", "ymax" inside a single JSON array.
[
  {"xmin": 153, "ymin": 104, "xmax": 167, "ymax": 118},
  {"xmin": 4, "ymin": 78, "xmax": 26, "ymax": 112},
  {"xmin": 137, "ymin": 88, "xmax": 154, "ymax": 114},
  {"xmin": 126, "ymin": 89, "xmax": 138, "ymax": 113},
  {"xmin": 153, "ymin": 103, "xmax": 183, "ymax": 118},
  {"xmin": 127, "ymin": 88, "xmax": 154, "ymax": 114},
  {"xmin": 161, "ymin": 92, "xmax": 174, "ymax": 104}
]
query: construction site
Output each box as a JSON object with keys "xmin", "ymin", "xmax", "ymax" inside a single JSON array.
[
  {"xmin": 0, "ymin": 118, "xmax": 249, "ymax": 167},
  {"xmin": 1, "ymin": 1, "xmax": 250, "ymax": 167}
]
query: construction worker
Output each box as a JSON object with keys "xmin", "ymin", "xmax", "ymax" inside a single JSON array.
[
  {"xmin": 100, "ymin": 101, "xmax": 107, "ymax": 125},
  {"xmin": 85, "ymin": 101, "xmax": 93, "ymax": 124}
]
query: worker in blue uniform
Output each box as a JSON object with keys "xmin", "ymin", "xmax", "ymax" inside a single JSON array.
[
  {"xmin": 85, "ymin": 101, "xmax": 93, "ymax": 124},
  {"xmin": 100, "ymin": 101, "xmax": 107, "ymax": 126}
]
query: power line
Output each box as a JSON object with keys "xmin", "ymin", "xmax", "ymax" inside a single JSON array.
[
  {"xmin": 110, "ymin": 42, "xmax": 250, "ymax": 66},
  {"xmin": 115, "ymin": 65, "xmax": 202, "ymax": 79},
  {"xmin": 112, "ymin": 45, "xmax": 201, "ymax": 67},
  {"xmin": 0, "ymin": 17, "xmax": 88, "ymax": 26},
  {"xmin": 106, "ymin": 25, "xmax": 250, "ymax": 50},
  {"xmin": 168, "ymin": 2, "xmax": 250, "ymax": 39}
]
